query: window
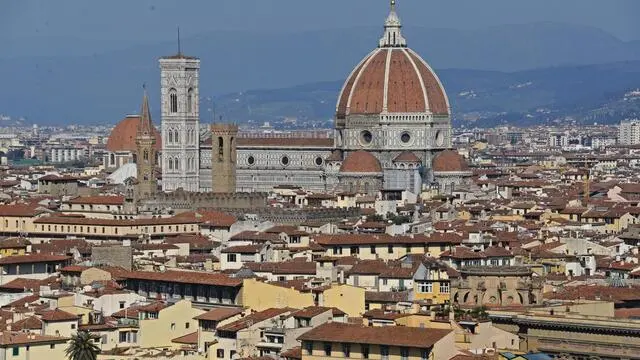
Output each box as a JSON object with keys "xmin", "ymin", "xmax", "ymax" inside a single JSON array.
[
  {"xmin": 50, "ymin": 344, "xmax": 55, "ymax": 349},
  {"xmin": 171, "ymin": 323, "xmax": 176, "ymax": 330},
  {"xmin": 382, "ymin": 279, "xmax": 388, "ymax": 286},
  {"xmin": 281, "ymin": 156, "xmax": 290, "ymax": 166},
  {"xmin": 350, "ymin": 246, "xmax": 359, "ymax": 255},
  {"xmin": 227, "ymin": 254, "xmax": 237, "ymax": 262},
  {"xmin": 187, "ymin": 88, "xmax": 194, "ymax": 113},
  {"xmin": 440, "ymin": 282, "xmax": 450, "ymax": 294},
  {"xmin": 421, "ymin": 349, "xmax": 429, "ymax": 360},
  {"xmin": 174, "ymin": 130, "xmax": 179, "ymax": 144},
  {"xmin": 169, "ymin": 88, "xmax": 178, "ymax": 113},
  {"xmin": 400, "ymin": 347, "xmax": 409, "ymax": 360},
  {"xmin": 185, "ymin": 322, "xmax": 190, "ymax": 329},
  {"xmin": 304, "ymin": 341, "xmax": 313, "ymax": 355},
  {"xmin": 168, "ymin": 130, "xmax": 173, "ymax": 143},
  {"xmin": 217, "ymin": 349, "xmax": 224, "ymax": 358},
  {"xmin": 361, "ymin": 344, "xmax": 370, "ymax": 359},
  {"xmin": 418, "ymin": 282, "xmax": 433, "ymax": 293},
  {"xmin": 324, "ymin": 342, "xmax": 332, "ymax": 356},
  {"xmin": 12, "ymin": 347, "xmax": 19, "ymax": 356},
  {"xmin": 388, "ymin": 244, "xmax": 393, "ymax": 254},
  {"xmin": 381, "ymin": 345, "xmax": 389, "ymax": 360},
  {"xmin": 71, "ymin": 323, "xmax": 76, "ymax": 329},
  {"xmin": 342, "ymin": 343, "xmax": 351, "ymax": 357}
]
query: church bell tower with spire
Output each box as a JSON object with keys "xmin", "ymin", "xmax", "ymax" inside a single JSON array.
[{"xmin": 135, "ymin": 87, "xmax": 158, "ymax": 198}]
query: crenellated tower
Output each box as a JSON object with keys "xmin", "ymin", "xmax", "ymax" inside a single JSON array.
[{"xmin": 211, "ymin": 124, "xmax": 238, "ymax": 193}]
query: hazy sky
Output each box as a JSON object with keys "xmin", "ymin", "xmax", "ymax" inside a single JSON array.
[{"xmin": 2, "ymin": 0, "xmax": 639, "ymax": 47}]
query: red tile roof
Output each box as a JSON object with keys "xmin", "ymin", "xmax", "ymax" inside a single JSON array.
[
  {"xmin": 0, "ymin": 254, "xmax": 70, "ymax": 265},
  {"xmin": 0, "ymin": 331, "xmax": 68, "ymax": 345},
  {"xmin": 172, "ymin": 331, "xmax": 198, "ymax": 345},
  {"xmin": 218, "ymin": 308, "xmax": 293, "ymax": 332},
  {"xmin": 123, "ymin": 270, "xmax": 243, "ymax": 287},
  {"xmin": 38, "ymin": 309, "xmax": 78, "ymax": 322},
  {"xmin": 298, "ymin": 322, "xmax": 451, "ymax": 348},
  {"xmin": 194, "ymin": 307, "xmax": 243, "ymax": 321}
]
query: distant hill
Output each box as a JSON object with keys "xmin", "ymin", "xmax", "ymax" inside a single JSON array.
[
  {"xmin": 212, "ymin": 61, "xmax": 640, "ymax": 128},
  {"xmin": 1, "ymin": 22, "xmax": 640, "ymax": 125}
]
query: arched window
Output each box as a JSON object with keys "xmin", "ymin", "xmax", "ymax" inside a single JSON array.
[
  {"xmin": 174, "ymin": 130, "xmax": 179, "ymax": 144},
  {"xmin": 168, "ymin": 130, "xmax": 173, "ymax": 144},
  {"xmin": 175, "ymin": 158, "xmax": 180, "ymax": 171},
  {"xmin": 109, "ymin": 153, "xmax": 115, "ymax": 166},
  {"xmin": 364, "ymin": 182, "xmax": 370, "ymax": 194},
  {"xmin": 218, "ymin": 137, "xmax": 224, "ymax": 161},
  {"xmin": 187, "ymin": 88, "xmax": 194, "ymax": 113},
  {"xmin": 143, "ymin": 150, "xmax": 149, "ymax": 162},
  {"xmin": 168, "ymin": 157, "xmax": 173, "ymax": 170},
  {"xmin": 169, "ymin": 88, "xmax": 178, "ymax": 113}
]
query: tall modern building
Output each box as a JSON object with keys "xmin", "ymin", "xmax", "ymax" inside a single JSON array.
[
  {"xmin": 619, "ymin": 119, "xmax": 640, "ymax": 145},
  {"xmin": 159, "ymin": 53, "xmax": 201, "ymax": 192}
]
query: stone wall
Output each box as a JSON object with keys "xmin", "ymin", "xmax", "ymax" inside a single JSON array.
[{"xmin": 92, "ymin": 245, "xmax": 133, "ymax": 270}]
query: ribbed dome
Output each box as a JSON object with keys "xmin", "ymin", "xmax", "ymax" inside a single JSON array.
[
  {"xmin": 340, "ymin": 151, "xmax": 382, "ymax": 173},
  {"xmin": 106, "ymin": 115, "xmax": 161, "ymax": 153},
  {"xmin": 336, "ymin": 48, "xmax": 449, "ymax": 119},
  {"xmin": 432, "ymin": 150, "xmax": 469, "ymax": 172}
]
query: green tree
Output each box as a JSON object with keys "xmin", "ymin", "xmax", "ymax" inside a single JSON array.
[{"xmin": 65, "ymin": 331, "xmax": 100, "ymax": 360}]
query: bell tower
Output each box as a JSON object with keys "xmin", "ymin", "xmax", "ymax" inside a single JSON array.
[
  {"xmin": 159, "ymin": 49, "xmax": 201, "ymax": 192},
  {"xmin": 211, "ymin": 124, "xmax": 238, "ymax": 193},
  {"xmin": 135, "ymin": 87, "xmax": 158, "ymax": 198}
]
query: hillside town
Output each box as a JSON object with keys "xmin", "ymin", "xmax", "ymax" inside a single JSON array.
[{"xmin": 1, "ymin": 2, "xmax": 640, "ymax": 360}]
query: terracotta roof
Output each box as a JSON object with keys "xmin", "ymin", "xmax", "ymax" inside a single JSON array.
[
  {"xmin": 0, "ymin": 254, "xmax": 70, "ymax": 265},
  {"xmin": 433, "ymin": 150, "xmax": 469, "ymax": 172},
  {"xmin": 340, "ymin": 151, "xmax": 382, "ymax": 173},
  {"xmin": 545, "ymin": 285, "xmax": 640, "ymax": 303},
  {"xmin": 38, "ymin": 309, "xmax": 78, "ymax": 322},
  {"xmin": 67, "ymin": 196, "xmax": 124, "ymax": 205},
  {"xmin": 292, "ymin": 306, "xmax": 338, "ymax": 319},
  {"xmin": 194, "ymin": 307, "xmax": 243, "ymax": 322},
  {"xmin": 0, "ymin": 204, "xmax": 42, "ymax": 217},
  {"xmin": 33, "ymin": 214, "xmax": 200, "ymax": 227},
  {"xmin": 0, "ymin": 331, "xmax": 68, "ymax": 346},
  {"xmin": 172, "ymin": 331, "xmax": 198, "ymax": 345},
  {"xmin": 314, "ymin": 233, "xmax": 461, "ymax": 246},
  {"xmin": 280, "ymin": 346, "xmax": 302, "ymax": 359},
  {"xmin": 230, "ymin": 231, "xmax": 281, "ymax": 243},
  {"xmin": 175, "ymin": 210, "xmax": 237, "ymax": 228},
  {"xmin": 336, "ymin": 47, "xmax": 449, "ymax": 118},
  {"xmin": 122, "ymin": 270, "xmax": 243, "ymax": 287},
  {"xmin": 218, "ymin": 308, "xmax": 293, "ymax": 332},
  {"xmin": 106, "ymin": 115, "xmax": 161, "ymax": 152},
  {"xmin": 298, "ymin": 322, "xmax": 451, "ymax": 348},
  {"xmin": 10, "ymin": 316, "xmax": 43, "ymax": 331},
  {"xmin": 365, "ymin": 290, "xmax": 412, "ymax": 303},
  {"xmin": 0, "ymin": 277, "xmax": 59, "ymax": 292},
  {"xmin": 221, "ymin": 244, "xmax": 264, "ymax": 254},
  {"xmin": 245, "ymin": 261, "xmax": 317, "ymax": 275},
  {"xmin": 0, "ymin": 237, "xmax": 31, "ymax": 249}
]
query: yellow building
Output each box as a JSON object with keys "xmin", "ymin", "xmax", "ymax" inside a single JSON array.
[
  {"xmin": 240, "ymin": 279, "xmax": 365, "ymax": 318},
  {"xmin": 413, "ymin": 259, "xmax": 453, "ymax": 305},
  {"xmin": 138, "ymin": 300, "xmax": 204, "ymax": 349},
  {"xmin": 0, "ymin": 332, "xmax": 69, "ymax": 360},
  {"xmin": 0, "ymin": 237, "xmax": 29, "ymax": 257},
  {"xmin": 298, "ymin": 322, "xmax": 457, "ymax": 360}
]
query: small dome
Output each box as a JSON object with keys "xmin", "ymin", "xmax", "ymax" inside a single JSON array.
[
  {"xmin": 432, "ymin": 150, "xmax": 469, "ymax": 172},
  {"xmin": 340, "ymin": 151, "xmax": 382, "ymax": 173},
  {"xmin": 106, "ymin": 115, "xmax": 162, "ymax": 153}
]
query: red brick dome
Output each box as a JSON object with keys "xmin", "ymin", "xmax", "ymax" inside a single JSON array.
[
  {"xmin": 432, "ymin": 150, "xmax": 469, "ymax": 172},
  {"xmin": 106, "ymin": 115, "xmax": 161, "ymax": 152},
  {"xmin": 336, "ymin": 48, "xmax": 449, "ymax": 119},
  {"xmin": 340, "ymin": 151, "xmax": 382, "ymax": 173}
]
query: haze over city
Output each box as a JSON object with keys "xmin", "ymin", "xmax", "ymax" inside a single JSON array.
[{"xmin": 0, "ymin": 2, "xmax": 639, "ymax": 360}]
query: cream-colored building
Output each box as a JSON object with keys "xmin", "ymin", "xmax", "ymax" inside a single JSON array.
[
  {"xmin": 0, "ymin": 332, "xmax": 69, "ymax": 360},
  {"xmin": 138, "ymin": 300, "xmax": 204, "ymax": 349}
]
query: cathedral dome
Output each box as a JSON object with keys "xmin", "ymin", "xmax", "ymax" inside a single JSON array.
[
  {"xmin": 340, "ymin": 151, "xmax": 382, "ymax": 173},
  {"xmin": 106, "ymin": 115, "xmax": 162, "ymax": 153},
  {"xmin": 432, "ymin": 150, "xmax": 469, "ymax": 172},
  {"xmin": 335, "ymin": 2, "xmax": 449, "ymax": 120}
]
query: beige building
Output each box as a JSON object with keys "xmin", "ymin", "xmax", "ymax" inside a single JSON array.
[
  {"xmin": 0, "ymin": 332, "xmax": 69, "ymax": 360},
  {"xmin": 451, "ymin": 267, "xmax": 543, "ymax": 307},
  {"xmin": 138, "ymin": 300, "xmax": 204, "ymax": 349}
]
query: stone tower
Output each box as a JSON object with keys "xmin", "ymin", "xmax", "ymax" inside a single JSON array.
[
  {"xmin": 159, "ymin": 52, "xmax": 201, "ymax": 192},
  {"xmin": 211, "ymin": 124, "xmax": 238, "ymax": 193},
  {"xmin": 135, "ymin": 88, "xmax": 158, "ymax": 198}
]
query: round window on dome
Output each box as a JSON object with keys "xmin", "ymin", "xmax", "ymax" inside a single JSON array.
[
  {"xmin": 360, "ymin": 130, "xmax": 373, "ymax": 145},
  {"xmin": 401, "ymin": 132, "xmax": 411, "ymax": 144},
  {"xmin": 247, "ymin": 156, "xmax": 255, "ymax": 166},
  {"xmin": 281, "ymin": 156, "xmax": 290, "ymax": 166},
  {"xmin": 315, "ymin": 157, "xmax": 323, "ymax": 166}
]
